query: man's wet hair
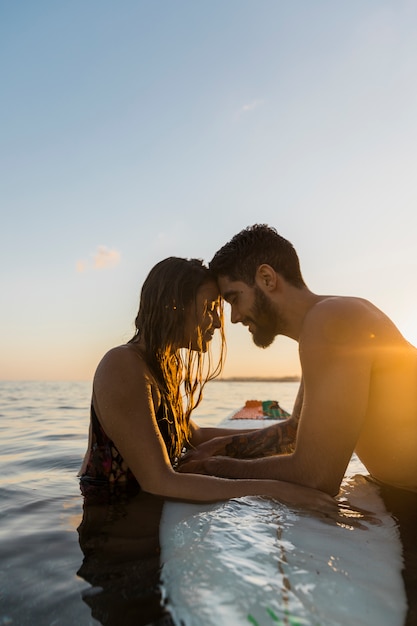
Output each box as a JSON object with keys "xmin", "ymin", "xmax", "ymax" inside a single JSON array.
[{"xmin": 210, "ymin": 224, "xmax": 306, "ymax": 288}]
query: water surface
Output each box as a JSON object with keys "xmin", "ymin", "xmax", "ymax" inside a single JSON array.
[{"xmin": 0, "ymin": 380, "xmax": 411, "ymax": 625}]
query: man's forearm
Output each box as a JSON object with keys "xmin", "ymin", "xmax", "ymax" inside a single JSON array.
[
  {"xmin": 224, "ymin": 420, "xmax": 297, "ymax": 459},
  {"xmin": 225, "ymin": 380, "xmax": 303, "ymax": 460}
]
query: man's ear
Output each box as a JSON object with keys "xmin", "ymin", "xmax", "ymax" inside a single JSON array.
[{"xmin": 255, "ymin": 264, "xmax": 277, "ymax": 292}]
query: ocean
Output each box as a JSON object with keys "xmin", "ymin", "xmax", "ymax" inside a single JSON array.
[{"xmin": 0, "ymin": 380, "xmax": 412, "ymax": 625}]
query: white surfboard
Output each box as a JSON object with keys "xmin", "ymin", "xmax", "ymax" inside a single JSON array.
[{"xmin": 160, "ymin": 402, "xmax": 407, "ymax": 626}]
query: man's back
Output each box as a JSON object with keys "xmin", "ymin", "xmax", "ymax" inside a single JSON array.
[
  {"xmin": 353, "ymin": 300, "xmax": 417, "ymax": 490},
  {"xmin": 303, "ymin": 295, "xmax": 417, "ymax": 491}
]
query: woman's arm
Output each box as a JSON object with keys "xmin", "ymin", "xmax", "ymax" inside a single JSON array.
[
  {"xmin": 92, "ymin": 348, "xmax": 334, "ymax": 513},
  {"xmin": 189, "ymin": 420, "xmax": 254, "ymax": 446}
]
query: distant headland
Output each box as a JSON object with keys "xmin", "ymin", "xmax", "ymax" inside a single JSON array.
[{"xmin": 215, "ymin": 376, "xmax": 301, "ymax": 383}]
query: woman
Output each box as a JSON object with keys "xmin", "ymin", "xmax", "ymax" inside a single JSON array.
[{"xmin": 79, "ymin": 257, "xmax": 333, "ymax": 511}]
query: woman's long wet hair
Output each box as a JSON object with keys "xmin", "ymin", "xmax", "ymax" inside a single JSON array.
[{"xmin": 130, "ymin": 257, "xmax": 225, "ymax": 460}]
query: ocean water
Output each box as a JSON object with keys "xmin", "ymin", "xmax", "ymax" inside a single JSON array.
[
  {"xmin": 0, "ymin": 381, "xmax": 93, "ymax": 625},
  {"xmin": 0, "ymin": 380, "xmax": 410, "ymax": 625}
]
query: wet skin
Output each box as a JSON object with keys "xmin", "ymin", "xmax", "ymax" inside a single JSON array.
[{"xmin": 180, "ymin": 270, "xmax": 417, "ymax": 495}]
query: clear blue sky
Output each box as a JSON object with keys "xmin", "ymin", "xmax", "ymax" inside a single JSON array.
[{"xmin": 1, "ymin": 1, "xmax": 417, "ymax": 380}]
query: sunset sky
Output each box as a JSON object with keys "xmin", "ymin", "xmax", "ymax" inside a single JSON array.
[{"xmin": 1, "ymin": 1, "xmax": 417, "ymax": 381}]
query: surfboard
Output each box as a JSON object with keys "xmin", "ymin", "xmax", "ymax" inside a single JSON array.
[{"xmin": 160, "ymin": 401, "xmax": 407, "ymax": 626}]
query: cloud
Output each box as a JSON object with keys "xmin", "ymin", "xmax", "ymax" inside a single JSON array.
[
  {"xmin": 93, "ymin": 245, "xmax": 121, "ymax": 269},
  {"xmin": 239, "ymin": 99, "xmax": 265, "ymax": 114},
  {"xmin": 76, "ymin": 245, "xmax": 121, "ymax": 272},
  {"xmin": 76, "ymin": 260, "xmax": 87, "ymax": 273}
]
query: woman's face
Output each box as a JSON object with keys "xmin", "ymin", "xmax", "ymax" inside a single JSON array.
[{"xmin": 184, "ymin": 280, "xmax": 221, "ymax": 351}]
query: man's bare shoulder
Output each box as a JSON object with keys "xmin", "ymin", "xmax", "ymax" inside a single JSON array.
[
  {"xmin": 301, "ymin": 296, "xmax": 388, "ymax": 346},
  {"xmin": 311, "ymin": 295, "xmax": 380, "ymax": 316}
]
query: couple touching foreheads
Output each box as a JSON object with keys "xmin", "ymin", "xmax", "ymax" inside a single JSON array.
[{"xmin": 80, "ymin": 224, "xmax": 417, "ymax": 514}]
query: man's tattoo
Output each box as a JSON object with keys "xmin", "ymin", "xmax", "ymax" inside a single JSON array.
[{"xmin": 224, "ymin": 420, "xmax": 298, "ymax": 459}]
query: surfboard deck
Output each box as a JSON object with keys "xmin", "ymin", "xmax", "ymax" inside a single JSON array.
[{"xmin": 160, "ymin": 401, "xmax": 407, "ymax": 626}]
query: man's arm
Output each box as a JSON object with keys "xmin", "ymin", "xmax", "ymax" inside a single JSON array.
[
  {"xmin": 224, "ymin": 381, "xmax": 304, "ymax": 457},
  {"xmin": 182, "ymin": 300, "xmax": 374, "ymax": 495},
  {"xmin": 223, "ymin": 423, "xmax": 294, "ymax": 457},
  {"xmin": 179, "ymin": 381, "xmax": 303, "ymax": 472}
]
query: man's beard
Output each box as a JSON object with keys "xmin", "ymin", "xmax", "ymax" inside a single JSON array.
[{"xmin": 248, "ymin": 286, "xmax": 284, "ymax": 348}]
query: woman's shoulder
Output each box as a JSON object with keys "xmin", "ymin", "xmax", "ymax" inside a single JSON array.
[
  {"xmin": 95, "ymin": 343, "xmax": 150, "ymax": 379},
  {"xmin": 93, "ymin": 343, "xmax": 161, "ymax": 409}
]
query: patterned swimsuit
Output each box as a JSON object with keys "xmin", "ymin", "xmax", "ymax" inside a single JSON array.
[{"xmin": 80, "ymin": 400, "xmax": 176, "ymax": 492}]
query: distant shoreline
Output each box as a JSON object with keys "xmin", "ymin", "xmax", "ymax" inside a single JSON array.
[
  {"xmin": 0, "ymin": 376, "xmax": 301, "ymax": 384},
  {"xmin": 214, "ymin": 376, "xmax": 301, "ymax": 383}
]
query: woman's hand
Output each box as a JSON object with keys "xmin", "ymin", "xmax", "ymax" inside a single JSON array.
[
  {"xmin": 267, "ymin": 479, "xmax": 338, "ymax": 518},
  {"xmin": 177, "ymin": 454, "xmax": 208, "ymax": 474},
  {"xmin": 179, "ymin": 437, "xmax": 226, "ymax": 471},
  {"xmin": 179, "ymin": 455, "xmax": 340, "ymax": 519}
]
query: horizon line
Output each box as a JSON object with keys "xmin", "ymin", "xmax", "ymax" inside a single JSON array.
[
  {"xmin": 0, "ymin": 376, "xmax": 301, "ymax": 384},
  {"xmin": 215, "ymin": 376, "xmax": 301, "ymax": 382}
]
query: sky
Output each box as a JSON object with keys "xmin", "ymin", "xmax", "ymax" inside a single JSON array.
[{"xmin": 1, "ymin": 0, "xmax": 417, "ymax": 381}]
